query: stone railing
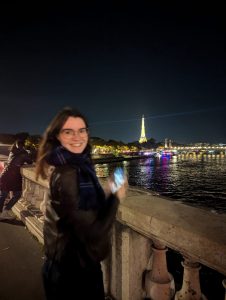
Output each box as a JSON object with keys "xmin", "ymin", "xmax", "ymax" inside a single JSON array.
[{"xmin": 13, "ymin": 166, "xmax": 226, "ymax": 300}]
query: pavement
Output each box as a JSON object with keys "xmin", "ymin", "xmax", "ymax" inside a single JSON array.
[{"xmin": 0, "ymin": 218, "xmax": 45, "ymax": 300}]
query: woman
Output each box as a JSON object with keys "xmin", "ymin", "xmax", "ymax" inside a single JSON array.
[{"xmin": 35, "ymin": 107, "xmax": 127, "ymax": 300}]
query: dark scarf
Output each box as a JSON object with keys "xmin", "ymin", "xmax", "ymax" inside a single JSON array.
[{"xmin": 47, "ymin": 146, "xmax": 106, "ymax": 210}]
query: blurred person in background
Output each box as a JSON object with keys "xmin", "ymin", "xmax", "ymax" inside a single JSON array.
[{"xmin": 0, "ymin": 139, "xmax": 33, "ymax": 220}]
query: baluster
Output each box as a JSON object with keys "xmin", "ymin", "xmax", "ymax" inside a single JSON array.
[
  {"xmin": 19, "ymin": 177, "xmax": 29, "ymax": 205},
  {"xmin": 175, "ymin": 258, "xmax": 207, "ymax": 300},
  {"xmin": 39, "ymin": 188, "xmax": 49, "ymax": 222},
  {"xmin": 145, "ymin": 242, "xmax": 175, "ymax": 299},
  {"xmin": 22, "ymin": 180, "xmax": 34, "ymax": 206}
]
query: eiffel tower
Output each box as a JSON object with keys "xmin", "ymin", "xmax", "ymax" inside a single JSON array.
[{"xmin": 139, "ymin": 115, "xmax": 147, "ymax": 143}]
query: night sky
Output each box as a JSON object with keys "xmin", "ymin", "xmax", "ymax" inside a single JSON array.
[{"xmin": 0, "ymin": 3, "xmax": 225, "ymax": 144}]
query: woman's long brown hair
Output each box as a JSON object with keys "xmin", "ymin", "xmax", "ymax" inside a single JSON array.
[{"xmin": 35, "ymin": 107, "xmax": 91, "ymax": 180}]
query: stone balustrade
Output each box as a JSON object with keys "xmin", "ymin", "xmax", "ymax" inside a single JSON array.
[{"xmin": 12, "ymin": 165, "xmax": 226, "ymax": 300}]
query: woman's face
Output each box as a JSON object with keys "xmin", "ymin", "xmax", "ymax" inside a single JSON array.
[{"xmin": 57, "ymin": 116, "xmax": 89, "ymax": 154}]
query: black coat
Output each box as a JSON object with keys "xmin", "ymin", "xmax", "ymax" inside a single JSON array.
[
  {"xmin": 0, "ymin": 147, "xmax": 33, "ymax": 191},
  {"xmin": 44, "ymin": 164, "xmax": 119, "ymax": 266},
  {"xmin": 42, "ymin": 164, "xmax": 120, "ymax": 299}
]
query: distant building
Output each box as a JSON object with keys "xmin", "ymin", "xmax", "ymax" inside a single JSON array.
[{"xmin": 139, "ymin": 115, "xmax": 147, "ymax": 143}]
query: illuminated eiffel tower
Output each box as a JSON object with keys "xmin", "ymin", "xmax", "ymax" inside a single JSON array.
[{"xmin": 139, "ymin": 115, "xmax": 147, "ymax": 143}]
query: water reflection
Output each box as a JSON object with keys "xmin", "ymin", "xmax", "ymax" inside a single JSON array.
[{"xmin": 94, "ymin": 155, "xmax": 226, "ymax": 213}]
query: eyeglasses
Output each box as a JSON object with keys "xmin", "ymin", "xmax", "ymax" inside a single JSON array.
[{"xmin": 60, "ymin": 128, "xmax": 88, "ymax": 138}]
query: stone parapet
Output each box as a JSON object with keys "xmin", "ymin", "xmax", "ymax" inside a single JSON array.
[{"xmin": 118, "ymin": 187, "xmax": 226, "ymax": 275}]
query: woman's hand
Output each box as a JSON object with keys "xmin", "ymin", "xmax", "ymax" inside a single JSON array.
[
  {"xmin": 105, "ymin": 172, "xmax": 128, "ymax": 202},
  {"xmin": 114, "ymin": 178, "xmax": 128, "ymax": 202}
]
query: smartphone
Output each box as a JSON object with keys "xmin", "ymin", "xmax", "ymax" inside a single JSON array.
[{"xmin": 110, "ymin": 167, "xmax": 126, "ymax": 193}]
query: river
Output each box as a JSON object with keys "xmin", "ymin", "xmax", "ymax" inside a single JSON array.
[
  {"xmin": 95, "ymin": 153, "xmax": 226, "ymax": 214},
  {"xmin": 1, "ymin": 144, "xmax": 226, "ymax": 214}
]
